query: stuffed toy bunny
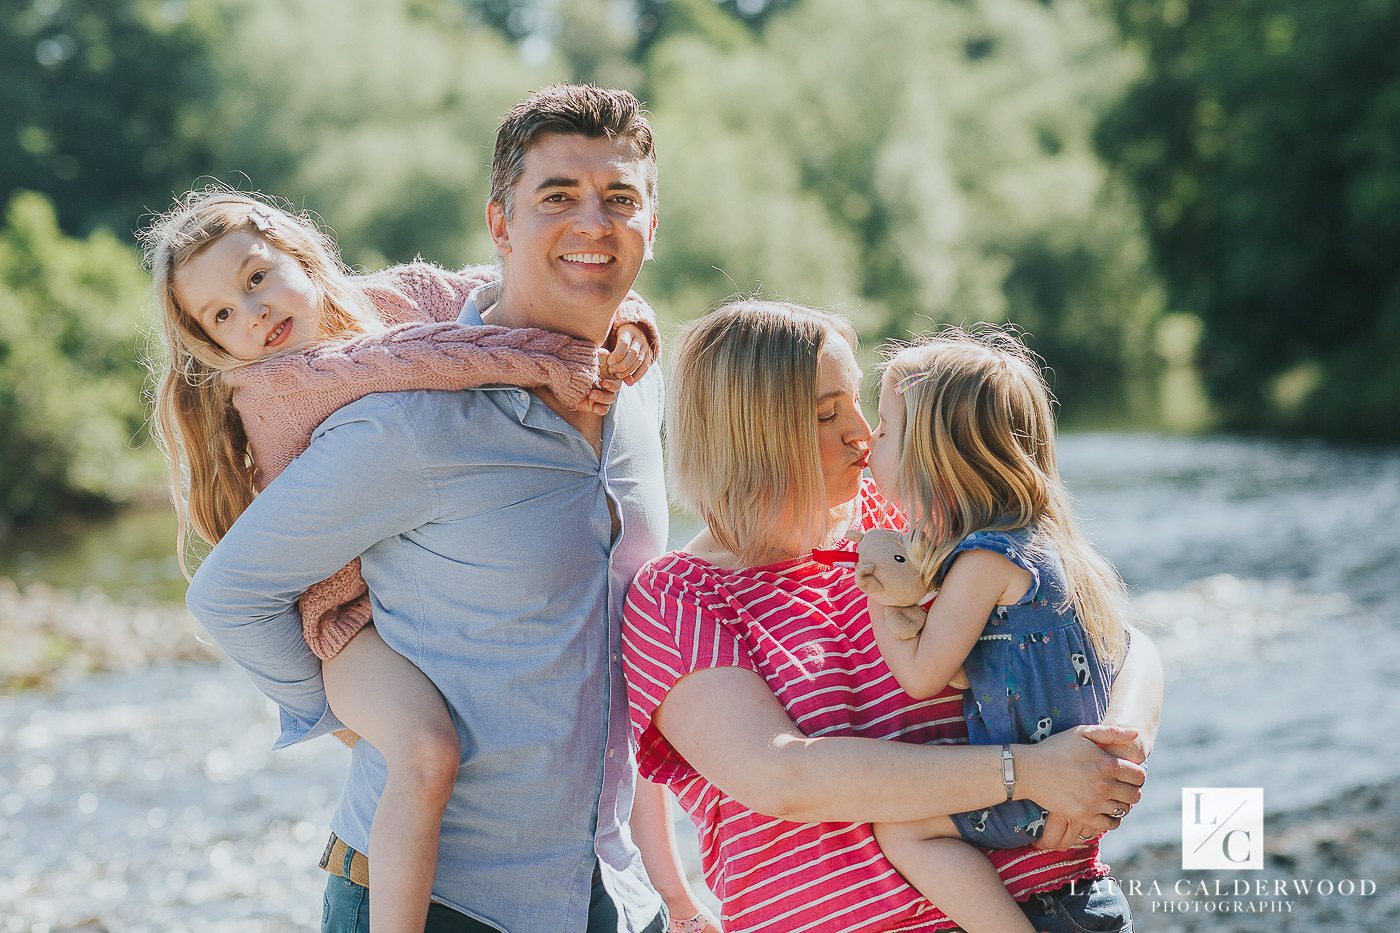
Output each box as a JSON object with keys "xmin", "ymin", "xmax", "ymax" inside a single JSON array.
[
  {"xmin": 847, "ymin": 528, "xmax": 936, "ymax": 640},
  {"xmin": 847, "ymin": 528, "xmax": 970, "ymax": 690}
]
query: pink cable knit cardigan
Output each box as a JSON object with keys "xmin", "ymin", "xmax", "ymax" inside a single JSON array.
[{"xmin": 221, "ymin": 261, "xmax": 661, "ymax": 660}]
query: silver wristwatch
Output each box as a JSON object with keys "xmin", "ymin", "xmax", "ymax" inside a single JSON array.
[{"xmin": 1001, "ymin": 745, "xmax": 1016, "ymax": 800}]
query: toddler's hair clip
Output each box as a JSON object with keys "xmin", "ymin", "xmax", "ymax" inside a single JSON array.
[
  {"xmin": 893, "ymin": 369, "xmax": 936, "ymax": 395},
  {"xmin": 248, "ymin": 207, "xmax": 275, "ymax": 233}
]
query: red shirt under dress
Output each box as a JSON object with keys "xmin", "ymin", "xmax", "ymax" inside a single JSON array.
[{"xmin": 621, "ymin": 480, "xmax": 1106, "ymax": 933}]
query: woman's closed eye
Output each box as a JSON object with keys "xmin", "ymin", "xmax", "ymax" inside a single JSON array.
[{"xmin": 818, "ymin": 409, "xmax": 838, "ymax": 424}]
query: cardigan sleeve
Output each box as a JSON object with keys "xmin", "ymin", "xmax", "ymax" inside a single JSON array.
[{"xmin": 226, "ymin": 322, "xmax": 600, "ymax": 488}]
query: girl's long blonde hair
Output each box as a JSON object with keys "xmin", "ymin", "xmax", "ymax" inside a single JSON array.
[
  {"xmin": 139, "ymin": 185, "xmax": 373, "ymax": 575},
  {"xmin": 882, "ymin": 327, "xmax": 1130, "ymax": 668}
]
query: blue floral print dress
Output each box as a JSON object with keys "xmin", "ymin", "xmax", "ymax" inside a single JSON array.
[{"xmin": 944, "ymin": 528, "xmax": 1117, "ymax": 847}]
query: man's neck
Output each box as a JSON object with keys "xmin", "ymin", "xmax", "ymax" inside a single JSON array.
[{"xmin": 486, "ymin": 281, "xmax": 615, "ymax": 347}]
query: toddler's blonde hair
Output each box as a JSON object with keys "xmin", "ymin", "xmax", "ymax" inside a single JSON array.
[{"xmin": 881, "ymin": 327, "xmax": 1130, "ymax": 667}]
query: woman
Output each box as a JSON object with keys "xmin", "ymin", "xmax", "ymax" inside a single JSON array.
[{"xmin": 622, "ymin": 301, "xmax": 1162, "ymax": 932}]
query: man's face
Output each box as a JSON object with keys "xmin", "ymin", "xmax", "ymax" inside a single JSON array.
[{"xmin": 487, "ymin": 132, "xmax": 657, "ymax": 340}]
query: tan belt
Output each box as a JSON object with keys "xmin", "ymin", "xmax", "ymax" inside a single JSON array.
[{"xmin": 320, "ymin": 833, "xmax": 370, "ymax": 888}]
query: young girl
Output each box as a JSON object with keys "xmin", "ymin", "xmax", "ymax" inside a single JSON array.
[
  {"xmin": 141, "ymin": 187, "xmax": 658, "ymax": 933},
  {"xmin": 863, "ymin": 328, "xmax": 1132, "ymax": 933}
]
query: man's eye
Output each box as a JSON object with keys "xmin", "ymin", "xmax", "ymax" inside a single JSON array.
[
  {"xmin": 213, "ymin": 309, "xmax": 230, "ymax": 324},
  {"xmin": 544, "ymin": 193, "xmax": 568, "ymax": 203},
  {"xmin": 612, "ymin": 195, "xmax": 637, "ymax": 207}
]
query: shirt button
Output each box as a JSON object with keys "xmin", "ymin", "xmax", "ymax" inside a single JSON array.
[
  {"xmin": 612, "ymin": 653, "xmax": 620, "ymax": 663},
  {"xmin": 608, "ymin": 747, "xmax": 616, "ymax": 759}
]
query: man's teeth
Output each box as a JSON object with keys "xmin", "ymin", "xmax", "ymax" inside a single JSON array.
[{"xmin": 561, "ymin": 253, "xmax": 612, "ymax": 264}]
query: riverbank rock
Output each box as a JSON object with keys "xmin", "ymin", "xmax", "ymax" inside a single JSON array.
[{"xmin": 0, "ymin": 578, "xmax": 215, "ymax": 692}]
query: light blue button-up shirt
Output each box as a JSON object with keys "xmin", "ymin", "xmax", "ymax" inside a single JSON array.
[{"xmin": 186, "ymin": 297, "xmax": 668, "ymax": 931}]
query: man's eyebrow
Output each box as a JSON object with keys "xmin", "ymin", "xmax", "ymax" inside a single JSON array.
[
  {"xmin": 194, "ymin": 254, "xmax": 258, "ymax": 322},
  {"xmin": 535, "ymin": 176, "xmax": 579, "ymax": 191},
  {"xmin": 607, "ymin": 181, "xmax": 642, "ymax": 195}
]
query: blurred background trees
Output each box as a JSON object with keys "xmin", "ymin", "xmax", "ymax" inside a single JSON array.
[{"xmin": 1, "ymin": 0, "xmax": 1396, "ymax": 532}]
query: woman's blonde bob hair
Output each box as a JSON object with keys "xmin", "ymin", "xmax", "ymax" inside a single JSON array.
[
  {"xmin": 881, "ymin": 326, "xmax": 1130, "ymax": 667},
  {"xmin": 669, "ymin": 300, "xmax": 858, "ymax": 567},
  {"xmin": 139, "ymin": 185, "xmax": 374, "ymax": 574}
]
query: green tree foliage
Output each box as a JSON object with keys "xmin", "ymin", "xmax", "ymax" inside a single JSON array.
[
  {"xmin": 0, "ymin": 192, "xmax": 158, "ymax": 530},
  {"xmin": 641, "ymin": 0, "xmax": 1162, "ymax": 399},
  {"xmin": 0, "ymin": 0, "xmax": 221, "ymax": 237},
  {"xmin": 1099, "ymin": 0, "xmax": 1400, "ymax": 437},
  {"xmin": 200, "ymin": 0, "xmax": 555, "ymax": 270}
]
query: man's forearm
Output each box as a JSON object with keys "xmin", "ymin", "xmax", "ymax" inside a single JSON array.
[{"xmin": 187, "ymin": 556, "xmax": 340, "ymax": 746}]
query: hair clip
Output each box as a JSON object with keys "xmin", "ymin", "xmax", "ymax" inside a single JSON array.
[
  {"xmin": 893, "ymin": 369, "xmax": 937, "ymax": 395},
  {"xmin": 248, "ymin": 207, "xmax": 275, "ymax": 233}
]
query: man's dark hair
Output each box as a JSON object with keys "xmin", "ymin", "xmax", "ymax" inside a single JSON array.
[{"xmin": 489, "ymin": 84, "xmax": 658, "ymax": 217}]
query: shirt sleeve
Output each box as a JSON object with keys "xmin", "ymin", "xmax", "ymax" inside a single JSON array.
[
  {"xmin": 621, "ymin": 559, "xmax": 760, "ymax": 784},
  {"xmin": 185, "ymin": 394, "xmax": 435, "ymax": 748}
]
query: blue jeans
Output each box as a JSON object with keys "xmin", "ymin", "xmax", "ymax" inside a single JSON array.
[
  {"xmin": 1003, "ymin": 877, "xmax": 1132, "ymax": 933},
  {"xmin": 321, "ymin": 850, "xmax": 668, "ymax": 932}
]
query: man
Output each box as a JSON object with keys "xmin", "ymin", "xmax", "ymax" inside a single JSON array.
[{"xmin": 187, "ymin": 85, "xmax": 681, "ymax": 932}]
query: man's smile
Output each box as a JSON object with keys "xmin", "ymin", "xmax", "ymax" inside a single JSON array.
[{"xmin": 559, "ymin": 252, "xmax": 615, "ymax": 265}]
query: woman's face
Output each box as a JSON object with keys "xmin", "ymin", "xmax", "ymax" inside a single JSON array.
[{"xmin": 815, "ymin": 336, "xmax": 872, "ymax": 507}]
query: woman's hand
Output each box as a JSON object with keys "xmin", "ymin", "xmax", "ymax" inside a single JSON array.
[
  {"xmin": 1016, "ymin": 724, "xmax": 1145, "ymax": 833},
  {"xmin": 1033, "ymin": 812, "xmax": 1103, "ymax": 851},
  {"xmin": 668, "ymin": 905, "xmax": 722, "ymax": 932}
]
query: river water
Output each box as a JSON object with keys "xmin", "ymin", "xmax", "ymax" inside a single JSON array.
[{"xmin": 2, "ymin": 432, "xmax": 1398, "ymax": 930}]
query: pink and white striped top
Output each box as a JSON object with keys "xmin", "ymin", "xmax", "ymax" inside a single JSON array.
[{"xmin": 621, "ymin": 481, "xmax": 1106, "ymax": 932}]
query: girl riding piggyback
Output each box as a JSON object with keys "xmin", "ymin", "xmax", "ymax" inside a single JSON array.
[
  {"xmin": 141, "ymin": 187, "xmax": 657, "ymax": 933},
  {"xmin": 864, "ymin": 329, "xmax": 1133, "ymax": 933}
]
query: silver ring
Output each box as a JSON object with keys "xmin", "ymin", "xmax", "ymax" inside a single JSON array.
[{"xmin": 1110, "ymin": 807, "xmax": 1127, "ymax": 819}]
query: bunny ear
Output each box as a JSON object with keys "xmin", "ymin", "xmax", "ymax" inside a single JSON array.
[{"xmin": 846, "ymin": 528, "xmax": 865, "ymax": 544}]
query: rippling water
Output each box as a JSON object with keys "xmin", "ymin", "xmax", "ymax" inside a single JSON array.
[{"xmin": 3, "ymin": 433, "xmax": 1397, "ymax": 928}]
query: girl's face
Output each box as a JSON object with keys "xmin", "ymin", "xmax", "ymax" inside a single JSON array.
[
  {"xmin": 815, "ymin": 337, "xmax": 872, "ymax": 508},
  {"xmin": 867, "ymin": 377, "xmax": 904, "ymax": 503},
  {"xmin": 173, "ymin": 231, "xmax": 322, "ymax": 361}
]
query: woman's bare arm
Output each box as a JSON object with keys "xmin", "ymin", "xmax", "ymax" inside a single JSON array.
[{"xmin": 654, "ymin": 666, "xmax": 1144, "ymax": 830}]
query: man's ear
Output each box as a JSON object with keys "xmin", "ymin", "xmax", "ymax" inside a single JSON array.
[{"xmin": 486, "ymin": 200, "xmax": 511, "ymax": 256}]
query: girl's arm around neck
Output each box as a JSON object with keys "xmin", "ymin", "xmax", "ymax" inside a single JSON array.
[
  {"xmin": 871, "ymin": 549, "xmax": 1026, "ymax": 700},
  {"xmin": 225, "ymin": 321, "xmax": 599, "ymax": 486}
]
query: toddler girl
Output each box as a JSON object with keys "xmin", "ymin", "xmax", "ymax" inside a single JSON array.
[
  {"xmin": 863, "ymin": 328, "xmax": 1132, "ymax": 933},
  {"xmin": 141, "ymin": 187, "xmax": 658, "ymax": 933}
]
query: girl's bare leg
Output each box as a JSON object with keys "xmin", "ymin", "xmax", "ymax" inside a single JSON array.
[
  {"xmin": 874, "ymin": 816, "xmax": 1038, "ymax": 933},
  {"xmin": 324, "ymin": 625, "xmax": 459, "ymax": 933}
]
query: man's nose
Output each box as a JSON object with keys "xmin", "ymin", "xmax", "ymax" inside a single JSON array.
[{"xmin": 572, "ymin": 196, "xmax": 612, "ymax": 237}]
